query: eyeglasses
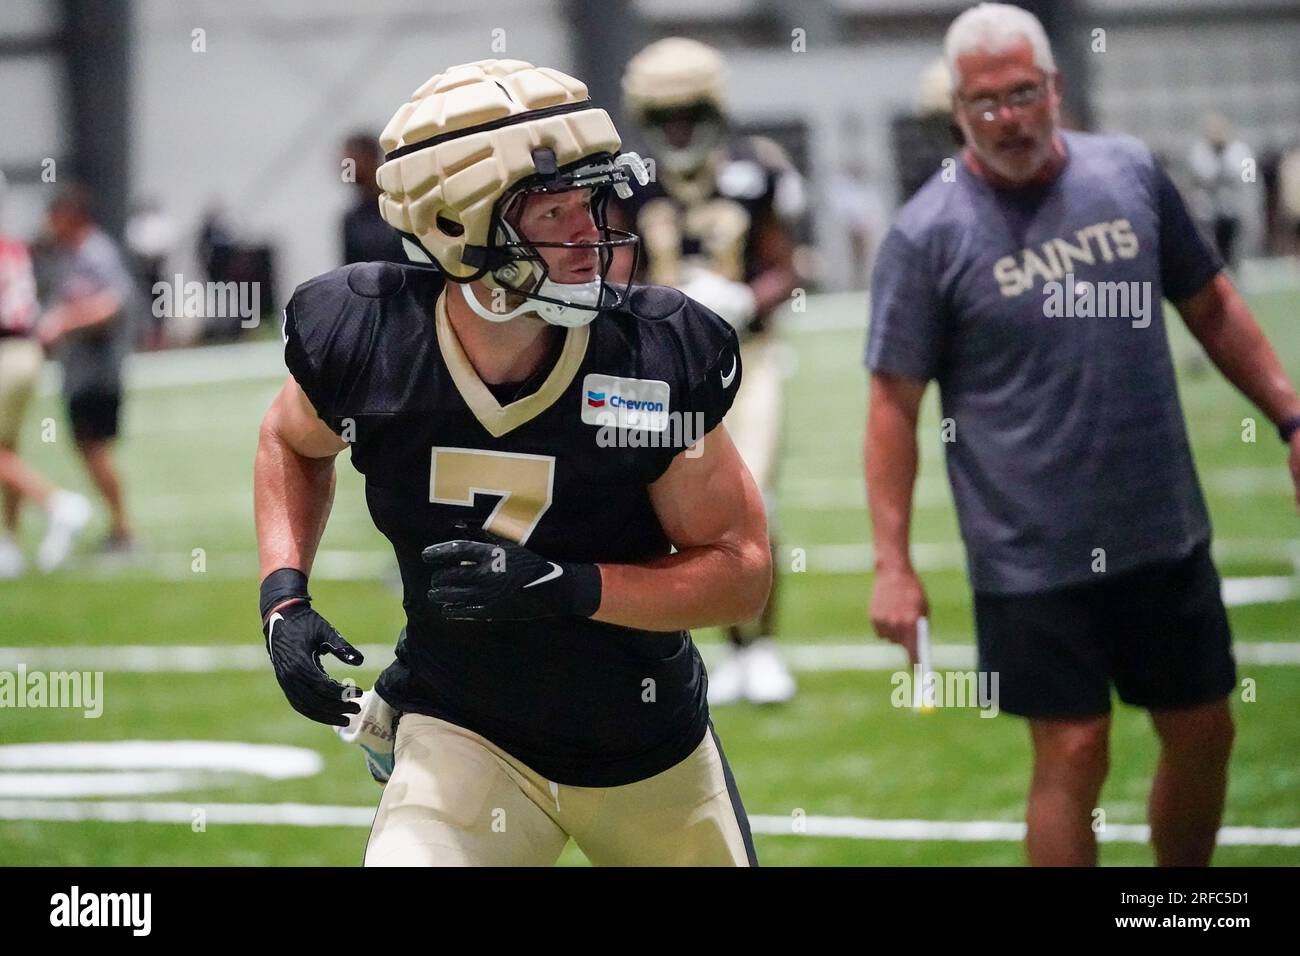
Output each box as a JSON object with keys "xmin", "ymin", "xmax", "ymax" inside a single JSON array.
[{"xmin": 959, "ymin": 80, "xmax": 1048, "ymax": 122}]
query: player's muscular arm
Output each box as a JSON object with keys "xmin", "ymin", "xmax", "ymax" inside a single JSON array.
[
  {"xmin": 865, "ymin": 371, "xmax": 930, "ymax": 653},
  {"xmin": 254, "ymin": 378, "xmax": 348, "ymax": 579},
  {"xmin": 254, "ymin": 379, "xmax": 363, "ymax": 727},
  {"xmin": 592, "ymin": 424, "xmax": 772, "ymax": 631}
]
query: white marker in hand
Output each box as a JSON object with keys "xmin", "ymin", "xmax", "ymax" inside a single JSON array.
[{"xmin": 915, "ymin": 615, "xmax": 936, "ymax": 714}]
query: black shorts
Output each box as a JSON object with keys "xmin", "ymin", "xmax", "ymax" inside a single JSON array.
[
  {"xmin": 68, "ymin": 388, "xmax": 122, "ymax": 443},
  {"xmin": 973, "ymin": 541, "xmax": 1236, "ymax": 718}
]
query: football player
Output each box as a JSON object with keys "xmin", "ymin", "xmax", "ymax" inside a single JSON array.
[
  {"xmin": 614, "ymin": 38, "xmax": 802, "ymax": 705},
  {"xmin": 254, "ymin": 59, "xmax": 770, "ymax": 866}
]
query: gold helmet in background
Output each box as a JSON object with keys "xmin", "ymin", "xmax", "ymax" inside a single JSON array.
[{"xmin": 622, "ymin": 38, "xmax": 729, "ymax": 181}]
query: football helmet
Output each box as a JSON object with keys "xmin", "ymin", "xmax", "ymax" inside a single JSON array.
[
  {"xmin": 376, "ymin": 59, "xmax": 649, "ymax": 327},
  {"xmin": 622, "ymin": 38, "xmax": 728, "ymax": 183}
]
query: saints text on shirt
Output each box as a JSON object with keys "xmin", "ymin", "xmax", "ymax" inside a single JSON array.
[{"xmin": 993, "ymin": 218, "xmax": 1139, "ymax": 297}]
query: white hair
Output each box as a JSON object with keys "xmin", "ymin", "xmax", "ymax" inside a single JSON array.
[{"xmin": 944, "ymin": 3, "xmax": 1056, "ymax": 85}]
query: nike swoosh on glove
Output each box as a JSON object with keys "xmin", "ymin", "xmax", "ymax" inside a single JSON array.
[
  {"xmin": 422, "ymin": 527, "xmax": 602, "ymax": 621},
  {"xmin": 264, "ymin": 602, "xmax": 364, "ymax": 726}
]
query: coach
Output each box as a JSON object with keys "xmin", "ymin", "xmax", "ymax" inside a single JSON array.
[{"xmin": 865, "ymin": 3, "xmax": 1300, "ymax": 866}]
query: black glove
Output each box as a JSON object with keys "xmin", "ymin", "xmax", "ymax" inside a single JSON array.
[
  {"xmin": 422, "ymin": 527, "xmax": 602, "ymax": 622},
  {"xmin": 260, "ymin": 568, "xmax": 363, "ymax": 727}
]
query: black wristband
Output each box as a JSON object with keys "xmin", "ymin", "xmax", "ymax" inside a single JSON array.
[
  {"xmin": 1278, "ymin": 415, "xmax": 1300, "ymax": 444},
  {"xmin": 568, "ymin": 562, "xmax": 603, "ymax": 618},
  {"xmin": 260, "ymin": 567, "xmax": 311, "ymax": 620}
]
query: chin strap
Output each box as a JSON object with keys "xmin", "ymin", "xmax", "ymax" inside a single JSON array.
[
  {"xmin": 458, "ymin": 275, "xmax": 606, "ymax": 328},
  {"xmin": 459, "ymin": 277, "xmax": 522, "ymax": 324}
]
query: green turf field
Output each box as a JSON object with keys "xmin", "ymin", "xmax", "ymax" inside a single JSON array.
[{"xmin": 1, "ymin": 288, "xmax": 1297, "ymax": 866}]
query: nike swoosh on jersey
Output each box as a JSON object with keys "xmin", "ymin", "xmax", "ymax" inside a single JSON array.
[
  {"xmin": 267, "ymin": 612, "xmax": 284, "ymax": 661},
  {"xmin": 720, "ymin": 354, "xmax": 738, "ymax": 388},
  {"xmin": 523, "ymin": 562, "xmax": 563, "ymax": 588}
]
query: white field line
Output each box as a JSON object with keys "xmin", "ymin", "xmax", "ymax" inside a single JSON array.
[
  {"xmin": 747, "ymin": 816, "xmax": 1300, "ymax": 847},
  {"xmin": 59, "ymin": 548, "xmax": 396, "ymax": 581},
  {"xmin": 795, "ymin": 543, "xmax": 1300, "ymax": 583},
  {"xmin": 778, "ymin": 468, "xmax": 1294, "ymax": 512},
  {"xmin": 48, "ymin": 541, "xmax": 1300, "ymax": 583},
  {"xmin": 0, "ymin": 799, "xmax": 376, "ymax": 828},
  {"xmin": 3, "ymin": 641, "xmax": 1297, "ymax": 674},
  {"xmin": 0, "ymin": 644, "xmax": 397, "ymax": 672},
  {"xmin": 0, "ymin": 798, "xmax": 1294, "ymax": 847},
  {"xmin": 101, "ymin": 466, "xmax": 1288, "ymax": 522},
  {"xmin": 38, "ymin": 339, "xmax": 288, "ymax": 396}
]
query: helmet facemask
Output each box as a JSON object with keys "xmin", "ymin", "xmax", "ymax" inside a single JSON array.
[
  {"xmin": 457, "ymin": 148, "xmax": 649, "ymax": 327},
  {"xmin": 642, "ymin": 102, "xmax": 726, "ymax": 178}
]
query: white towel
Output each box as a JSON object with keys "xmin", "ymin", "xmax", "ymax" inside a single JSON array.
[{"xmin": 334, "ymin": 688, "xmax": 398, "ymax": 784}]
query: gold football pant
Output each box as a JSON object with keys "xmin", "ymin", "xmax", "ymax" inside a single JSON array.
[
  {"xmin": 0, "ymin": 338, "xmax": 43, "ymax": 447},
  {"xmin": 364, "ymin": 714, "xmax": 757, "ymax": 866},
  {"xmin": 727, "ymin": 334, "xmax": 783, "ymax": 495}
]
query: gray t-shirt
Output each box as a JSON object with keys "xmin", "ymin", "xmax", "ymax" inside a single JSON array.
[
  {"xmin": 51, "ymin": 228, "xmax": 136, "ymax": 396},
  {"xmin": 866, "ymin": 130, "xmax": 1220, "ymax": 595}
]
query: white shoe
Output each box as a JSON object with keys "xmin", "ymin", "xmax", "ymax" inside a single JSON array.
[
  {"xmin": 36, "ymin": 490, "xmax": 92, "ymax": 572},
  {"xmin": 0, "ymin": 534, "xmax": 25, "ymax": 579},
  {"xmin": 743, "ymin": 639, "xmax": 796, "ymax": 704},
  {"xmin": 707, "ymin": 647, "xmax": 747, "ymax": 706}
]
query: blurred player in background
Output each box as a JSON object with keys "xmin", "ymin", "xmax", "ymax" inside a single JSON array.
[
  {"xmin": 1187, "ymin": 114, "xmax": 1255, "ymax": 270},
  {"xmin": 865, "ymin": 2, "xmax": 1300, "ymax": 866},
  {"xmin": 1276, "ymin": 140, "xmax": 1300, "ymax": 256},
  {"xmin": 39, "ymin": 184, "xmax": 137, "ymax": 554},
  {"xmin": 0, "ymin": 173, "xmax": 92, "ymax": 576},
  {"xmin": 340, "ymin": 132, "xmax": 407, "ymax": 266},
  {"xmin": 617, "ymin": 37, "xmax": 802, "ymax": 705},
  {"xmin": 124, "ymin": 196, "xmax": 178, "ymax": 350},
  {"xmin": 256, "ymin": 60, "xmax": 769, "ymax": 866}
]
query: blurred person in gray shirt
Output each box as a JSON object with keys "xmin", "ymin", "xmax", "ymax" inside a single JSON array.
[
  {"xmin": 865, "ymin": 3, "xmax": 1300, "ymax": 867},
  {"xmin": 38, "ymin": 184, "xmax": 136, "ymax": 552},
  {"xmin": 0, "ymin": 174, "xmax": 92, "ymax": 575}
]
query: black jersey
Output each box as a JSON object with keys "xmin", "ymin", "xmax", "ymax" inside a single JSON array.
[
  {"xmin": 621, "ymin": 136, "xmax": 804, "ymax": 336},
  {"xmin": 283, "ymin": 262, "xmax": 741, "ymax": 786}
]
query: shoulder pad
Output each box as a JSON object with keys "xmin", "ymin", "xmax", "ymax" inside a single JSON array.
[
  {"xmin": 346, "ymin": 260, "xmax": 407, "ymax": 299},
  {"xmin": 283, "ymin": 265, "xmax": 385, "ymax": 427},
  {"xmin": 619, "ymin": 284, "xmax": 741, "ymax": 459},
  {"xmin": 623, "ymin": 284, "xmax": 688, "ymax": 321}
]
